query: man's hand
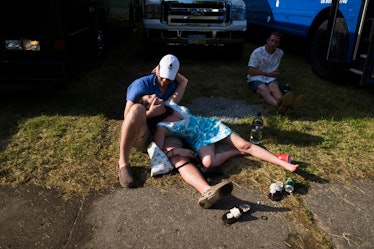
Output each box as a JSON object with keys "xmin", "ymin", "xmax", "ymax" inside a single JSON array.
[
  {"xmin": 268, "ymin": 71, "xmax": 282, "ymax": 77},
  {"xmin": 147, "ymin": 97, "xmax": 166, "ymax": 118},
  {"xmin": 151, "ymin": 65, "xmax": 159, "ymax": 74}
]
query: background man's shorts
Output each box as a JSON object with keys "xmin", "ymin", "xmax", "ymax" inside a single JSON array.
[{"xmin": 247, "ymin": 80, "xmax": 279, "ymax": 92}]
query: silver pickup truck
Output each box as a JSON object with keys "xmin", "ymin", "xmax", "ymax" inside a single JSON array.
[{"xmin": 142, "ymin": 0, "xmax": 247, "ymax": 59}]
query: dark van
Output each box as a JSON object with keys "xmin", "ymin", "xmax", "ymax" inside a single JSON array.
[{"xmin": 0, "ymin": 0, "xmax": 109, "ymax": 83}]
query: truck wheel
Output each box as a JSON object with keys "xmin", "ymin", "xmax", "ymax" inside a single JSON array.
[
  {"xmin": 91, "ymin": 12, "xmax": 106, "ymax": 67},
  {"xmin": 96, "ymin": 30, "xmax": 105, "ymax": 59},
  {"xmin": 309, "ymin": 20, "xmax": 348, "ymax": 82},
  {"xmin": 129, "ymin": 2, "xmax": 135, "ymax": 30}
]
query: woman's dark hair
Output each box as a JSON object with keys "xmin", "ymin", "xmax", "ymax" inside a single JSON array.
[
  {"xmin": 147, "ymin": 106, "xmax": 173, "ymax": 132},
  {"xmin": 137, "ymin": 96, "xmax": 174, "ymax": 132}
]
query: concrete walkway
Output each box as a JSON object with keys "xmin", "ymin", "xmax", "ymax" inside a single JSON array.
[{"xmin": 1, "ymin": 179, "xmax": 373, "ymax": 248}]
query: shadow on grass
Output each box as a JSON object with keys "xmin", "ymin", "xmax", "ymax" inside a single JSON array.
[
  {"xmin": 227, "ymin": 123, "xmax": 323, "ymax": 148},
  {"xmin": 295, "ymin": 166, "xmax": 329, "ymax": 184}
]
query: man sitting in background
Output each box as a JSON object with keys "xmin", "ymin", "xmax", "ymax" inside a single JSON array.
[{"xmin": 246, "ymin": 31, "xmax": 304, "ymax": 115}]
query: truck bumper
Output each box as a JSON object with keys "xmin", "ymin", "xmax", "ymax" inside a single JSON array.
[{"xmin": 143, "ymin": 20, "xmax": 247, "ymax": 46}]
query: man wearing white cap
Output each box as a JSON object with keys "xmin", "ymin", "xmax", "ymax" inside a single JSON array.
[
  {"xmin": 118, "ymin": 54, "xmax": 186, "ymax": 188},
  {"xmin": 117, "ymin": 55, "xmax": 233, "ymax": 209}
]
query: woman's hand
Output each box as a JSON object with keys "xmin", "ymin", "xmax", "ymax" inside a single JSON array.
[{"xmin": 174, "ymin": 148, "xmax": 196, "ymax": 159}]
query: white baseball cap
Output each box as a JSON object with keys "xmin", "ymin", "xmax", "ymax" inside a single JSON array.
[{"xmin": 159, "ymin": 54, "xmax": 180, "ymax": 80}]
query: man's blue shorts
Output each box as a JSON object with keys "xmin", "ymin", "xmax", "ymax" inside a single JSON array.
[{"xmin": 247, "ymin": 80, "xmax": 279, "ymax": 93}]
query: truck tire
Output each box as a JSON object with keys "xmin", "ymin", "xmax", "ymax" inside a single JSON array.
[
  {"xmin": 129, "ymin": 2, "xmax": 135, "ymax": 30},
  {"xmin": 95, "ymin": 30, "xmax": 105, "ymax": 62},
  {"xmin": 91, "ymin": 11, "xmax": 106, "ymax": 67},
  {"xmin": 309, "ymin": 19, "xmax": 348, "ymax": 82}
]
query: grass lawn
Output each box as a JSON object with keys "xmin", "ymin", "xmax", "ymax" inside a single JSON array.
[{"xmin": 1, "ymin": 23, "xmax": 374, "ymax": 202}]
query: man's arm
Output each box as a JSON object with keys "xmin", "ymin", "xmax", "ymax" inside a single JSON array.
[
  {"xmin": 248, "ymin": 66, "xmax": 281, "ymax": 78},
  {"xmin": 169, "ymin": 73, "xmax": 188, "ymax": 104}
]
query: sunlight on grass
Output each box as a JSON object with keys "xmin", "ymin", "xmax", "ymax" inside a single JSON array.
[{"xmin": 0, "ymin": 115, "xmax": 118, "ymax": 199}]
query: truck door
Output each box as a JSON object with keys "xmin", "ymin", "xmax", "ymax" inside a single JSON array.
[
  {"xmin": 346, "ymin": 0, "xmax": 374, "ymax": 86},
  {"xmin": 245, "ymin": 0, "xmax": 272, "ymax": 26}
]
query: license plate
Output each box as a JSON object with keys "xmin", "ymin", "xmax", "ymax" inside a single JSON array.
[{"xmin": 188, "ymin": 34, "xmax": 206, "ymax": 45}]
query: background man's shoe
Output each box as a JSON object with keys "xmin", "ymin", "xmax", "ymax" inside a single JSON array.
[
  {"xmin": 278, "ymin": 92, "xmax": 294, "ymax": 114},
  {"xmin": 285, "ymin": 95, "xmax": 305, "ymax": 115},
  {"xmin": 118, "ymin": 165, "xmax": 135, "ymax": 188}
]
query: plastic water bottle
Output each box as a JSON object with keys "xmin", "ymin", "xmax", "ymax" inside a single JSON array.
[
  {"xmin": 252, "ymin": 112, "xmax": 264, "ymax": 128},
  {"xmin": 250, "ymin": 112, "xmax": 264, "ymax": 144},
  {"xmin": 283, "ymin": 83, "xmax": 291, "ymax": 94}
]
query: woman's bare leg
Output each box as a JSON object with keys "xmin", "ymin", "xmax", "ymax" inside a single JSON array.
[
  {"xmin": 228, "ymin": 132, "xmax": 299, "ymax": 172},
  {"xmin": 198, "ymin": 144, "xmax": 242, "ymax": 168}
]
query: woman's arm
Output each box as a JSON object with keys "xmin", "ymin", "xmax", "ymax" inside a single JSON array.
[
  {"xmin": 154, "ymin": 125, "xmax": 195, "ymax": 159},
  {"xmin": 153, "ymin": 126, "xmax": 168, "ymax": 151}
]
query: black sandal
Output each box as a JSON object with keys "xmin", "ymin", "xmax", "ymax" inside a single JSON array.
[{"xmin": 222, "ymin": 204, "xmax": 251, "ymax": 224}]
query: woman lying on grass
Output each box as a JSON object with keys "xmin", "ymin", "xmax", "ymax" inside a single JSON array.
[{"xmin": 139, "ymin": 94, "xmax": 299, "ymax": 172}]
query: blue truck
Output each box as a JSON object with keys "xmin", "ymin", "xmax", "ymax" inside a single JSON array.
[{"xmin": 244, "ymin": 0, "xmax": 374, "ymax": 86}]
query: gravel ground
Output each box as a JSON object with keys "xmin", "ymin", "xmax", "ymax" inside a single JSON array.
[{"xmin": 187, "ymin": 97, "xmax": 264, "ymax": 123}]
